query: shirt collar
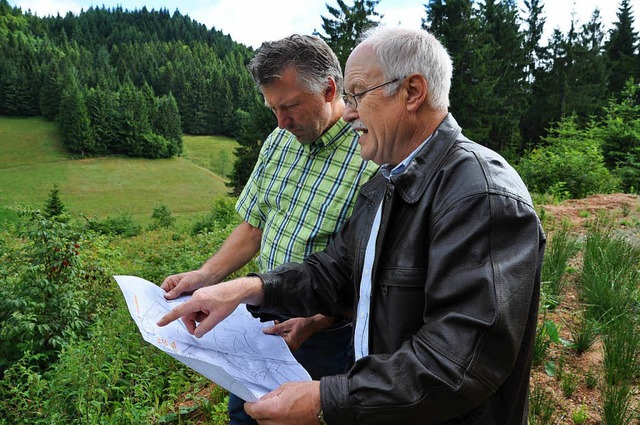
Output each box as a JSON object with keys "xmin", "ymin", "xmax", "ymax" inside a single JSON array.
[
  {"xmin": 303, "ymin": 118, "xmax": 351, "ymax": 153},
  {"xmin": 381, "ymin": 135, "xmax": 432, "ymax": 179}
]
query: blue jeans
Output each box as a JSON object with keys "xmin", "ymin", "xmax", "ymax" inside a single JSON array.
[{"xmin": 228, "ymin": 321, "xmax": 353, "ymax": 425}]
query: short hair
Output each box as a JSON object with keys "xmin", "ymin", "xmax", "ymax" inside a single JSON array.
[
  {"xmin": 247, "ymin": 34, "xmax": 343, "ymax": 95},
  {"xmin": 359, "ymin": 26, "xmax": 453, "ymax": 110}
]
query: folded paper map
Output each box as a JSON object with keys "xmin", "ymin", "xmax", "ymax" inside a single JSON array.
[{"xmin": 114, "ymin": 275, "xmax": 311, "ymax": 401}]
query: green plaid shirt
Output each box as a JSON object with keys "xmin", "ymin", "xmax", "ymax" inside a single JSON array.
[{"xmin": 236, "ymin": 118, "xmax": 378, "ymax": 272}]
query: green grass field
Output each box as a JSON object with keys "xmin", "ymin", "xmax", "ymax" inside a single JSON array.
[{"xmin": 0, "ymin": 116, "xmax": 238, "ymax": 225}]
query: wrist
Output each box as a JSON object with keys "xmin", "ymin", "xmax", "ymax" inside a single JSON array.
[{"xmin": 238, "ymin": 276, "xmax": 264, "ymax": 306}]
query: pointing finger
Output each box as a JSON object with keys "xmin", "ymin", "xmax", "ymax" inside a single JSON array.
[{"xmin": 157, "ymin": 301, "xmax": 193, "ymax": 327}]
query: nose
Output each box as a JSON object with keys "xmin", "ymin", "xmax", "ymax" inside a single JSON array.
[
  {"xmin": 276, "ymin": 110, "xmax": 292, "ymax": 129},
  {"xmin": 342, "ymin": 104, "xmax": 358, "ymax": 123}
]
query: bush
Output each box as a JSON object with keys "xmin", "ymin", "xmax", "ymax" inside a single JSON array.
[
  {"xmin": 149, "ymin": 204, "xmax": 175, "ymax": 230},
  {"xmin": 517, "ymin": 115, "xmax": 619, "ymax": 199},
  {"xmin": 191, "ymin": 197, "xmax": 240, "ymax": 236},
  {"xmin": 0, "ymin": 209, "xmax": 116, "ymax": 373},
  {"xmin": 84, "ymin": 213, "xmax": 142, "ymax": 237}
]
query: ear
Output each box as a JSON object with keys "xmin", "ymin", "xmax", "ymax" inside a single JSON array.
[
  {"xmin": 324, "ymin": 77, "xmax": 337, "ymax": 102},
  {"xmin": 405, "ymin": 74, "xmax": 428, "ymax": 112}
]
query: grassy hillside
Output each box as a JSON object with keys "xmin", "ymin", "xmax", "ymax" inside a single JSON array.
[{"xmin": 0, "ymin": 116, "xmax": 238, "ymax": 225}]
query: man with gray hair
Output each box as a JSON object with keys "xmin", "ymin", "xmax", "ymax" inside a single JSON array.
[
  {"xmin": 160, "ymin": 34, "xmax": 377, "ymax": 425},
  {"xmin": 160, "ymin": 26, "xmax": 544, "ymax": 425}
]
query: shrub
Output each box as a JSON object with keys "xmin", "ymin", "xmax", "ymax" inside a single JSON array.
[
  {"xmin": 84, "ymin": 213, "xmax": 142, "ymax": 237},
  {"xmin": 517, "ymin": 115, "xmax": 619, "ymax": 199},
  {"xmin": 191, "ymin": 197, "xmax": 240, "ymax": 236},
  {"xmin": 149, "ymin": 204, "xmax": 175, "ymax": 230},
  {"xmin": 0, "ymin": 209, "xmax": 115, "ymax": 373}
]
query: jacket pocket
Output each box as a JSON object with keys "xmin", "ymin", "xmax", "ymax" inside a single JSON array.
[{"xmin": 372, "ymin": 267, "xmax": 426, "ymax": 352}]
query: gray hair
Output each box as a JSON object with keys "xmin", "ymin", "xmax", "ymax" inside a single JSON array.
[
  {"xmin": 247, "ymin": 34, "xmax": 343, "ymax": 96},
  {"xmin": 358, "ymin": 26, "xmax": 452, "ymax": 110}
]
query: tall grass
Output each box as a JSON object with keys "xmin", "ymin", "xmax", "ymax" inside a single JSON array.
[
  {"xmin": 541, "ymin": 222, "xmax": 580, "ymax": 309},
  {"xmin": 602, "ymin": 317, "xmax": 640, "ymax": 386},
  {"xmin": 580, "ymin": 223, "xmax": 640, "ymax": 323}
]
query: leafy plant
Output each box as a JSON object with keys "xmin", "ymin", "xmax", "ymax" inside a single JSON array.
[
  {"xmin": 572, "ymin": 402, "xmax": 589, "ymax": 424},
  {"xmin": 149, "ymin": 204, "xmax": 175, "ymax": 230},
  {"xmin": 517, "ymin": 115, "xmax": 620, "ymax": 199},
  {"xmin": 533, "ymin": 318, "xmax": 568, "ymax": 367},
  {"xmin": 0, "ymin": 208, "xmax": 112, "ymax": 371}
]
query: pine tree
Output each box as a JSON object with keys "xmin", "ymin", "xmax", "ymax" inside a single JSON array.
[
  {"xmin": 315, "ymin": 0, "xmax": 381, "ymax": 69},
  {"xmin": 39, "ymin": 53, "xmax": 64, "ymax": 121},
  {"xmin": 153, "ymin": 93, "xmax": 183, "ymax": 155},
  {"xmin": 58, "ymin": 73, "xmax": 95, "ymax": 155},
  {"xmin": 44, "ymin": 184, "xmax": 67, "ymax": 219},
  {"xmin": 606, "ymin": 0, "xmax": 639, "ymax": 95},
  {"xmin": 423, "ymin": 0, "xmax": 495, "ymax": 149},
  {"xmin": 477, "ymin": 0, "xmax": 527, "ymax": 155},
  {"xmin": 227, "ymin": 99, "xmax": 276, "ymax": 196}
]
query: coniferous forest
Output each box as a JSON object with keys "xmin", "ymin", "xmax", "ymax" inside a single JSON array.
[{"xmin": 1, "ymin": 0, "xmax": 639, "ymax": 196}]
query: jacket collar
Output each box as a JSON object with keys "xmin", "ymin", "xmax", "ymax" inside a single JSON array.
[{"xmin": 360, "ymin": 113, "xmax": 462, "ymax": 204}]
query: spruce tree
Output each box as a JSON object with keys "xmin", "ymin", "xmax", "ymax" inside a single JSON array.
[
  {"xmin": 315, "ymin": 0, "xmax": 381, "ymax": 69},
  {"xmin": 153, "ymin": 93, "xmax": 183, "ymax": 155},
  {"xmin": 227, "ymin": 98, "xmax": 276, "ymax": 196},
  {"xmin": 44, "ymin": 184, "xmax": 66, "ymax": 219},
  {"xmin": 606, "ymin": 0, "xmax": 639, "ymax": 95},
  {"xmin": 58, "ymin": 73, "xmax": 95, "ymax": 155}
]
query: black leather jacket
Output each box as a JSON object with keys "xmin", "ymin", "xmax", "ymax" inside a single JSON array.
[{"xmin": 253, "ymin": 114, "xmax": 546, "ymax": 424}]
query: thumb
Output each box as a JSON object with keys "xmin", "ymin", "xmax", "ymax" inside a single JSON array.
[
  {"xmin": 262, "ymin": 321, "xmax": 286, "ymax": 335},
  {"xmin": 164, "ymin": 288, "xmax": 179, "ymax": 300}
]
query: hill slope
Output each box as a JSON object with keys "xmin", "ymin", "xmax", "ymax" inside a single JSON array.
[{"xmin": 0, "ymin": 116, "xmax": 236, "ymax": 224}]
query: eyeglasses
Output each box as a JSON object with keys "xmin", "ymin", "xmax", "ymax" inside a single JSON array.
[{"xmin": 342, "ymin": 78, "xmax": 400, "ymax": 110}]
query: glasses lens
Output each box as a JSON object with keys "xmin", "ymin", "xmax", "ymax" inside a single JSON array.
[{"xmin": 343, "ymin": 94, "xmax": 356, "ymax": 109}]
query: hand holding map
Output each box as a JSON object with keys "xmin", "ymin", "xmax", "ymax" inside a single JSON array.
[{"xmin": 114, "ymin": 275, "xmax": 311, "ymax": 402}]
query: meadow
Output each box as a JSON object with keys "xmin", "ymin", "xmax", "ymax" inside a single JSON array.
[
  {"xmin": 0, "ymin": 117, "xmax": 236, "ymax": 226},
  {"xmin": 0, "ymin": 117, "xmax": 638, "ymax": 424}
]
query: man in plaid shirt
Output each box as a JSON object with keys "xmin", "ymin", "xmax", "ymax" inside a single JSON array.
[{"xmin": 161, "ymin": 34, "xmax": 377, "ymax": 425}]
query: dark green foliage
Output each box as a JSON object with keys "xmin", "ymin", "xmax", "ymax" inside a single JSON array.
[
  {"xmin": 0, "ymin": 4, "xmax": 255, "ymax": 160},
  {"xmin": 38, "ymin": 53, "xmax": 65, "ymax": 121},
  {"xmin": 606, "ymin": 0, "xmax": 639, "ymax": 95},
  {"xmin": 191, "ymin": 197, "xmax": 240, "ymax": 235},
  {"xmin": 0, "ymin": 209, "xmax": 114, "ymax": 373},
  {"xmin": 58, "ymin": 75, "xmax": 95, "ymax": 156},
  {"xmin": 43, "ymin": 184, "xmax": 66, "ymax": 219},
  {"xmin": 84, "ymin": 213, "xmax": 142, "ymax": 237},
  {"xmin": 315, "ymin": 0, "xmax": 381, "ymax": 69},
  {"xmin": 227, "ymin": 99, "xmax": 276, "ymax": 196},
  {"xmin": 149, "ymin": 204, "xmax": 175, "ymax": 230},
  {"xmin": 517, "ymin": 116, "xmax": 619, "ymax": 199},
  {"xmin": 153, "ymin": 93, "xmax": 183, "ymax": 155},
  {"xmin": 85, "ymin": 86, "xmax": 118, "ymax": 155},
  {"xmin": 593, "ymin": 80, "xmax": 640, "ymax": 192}
]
